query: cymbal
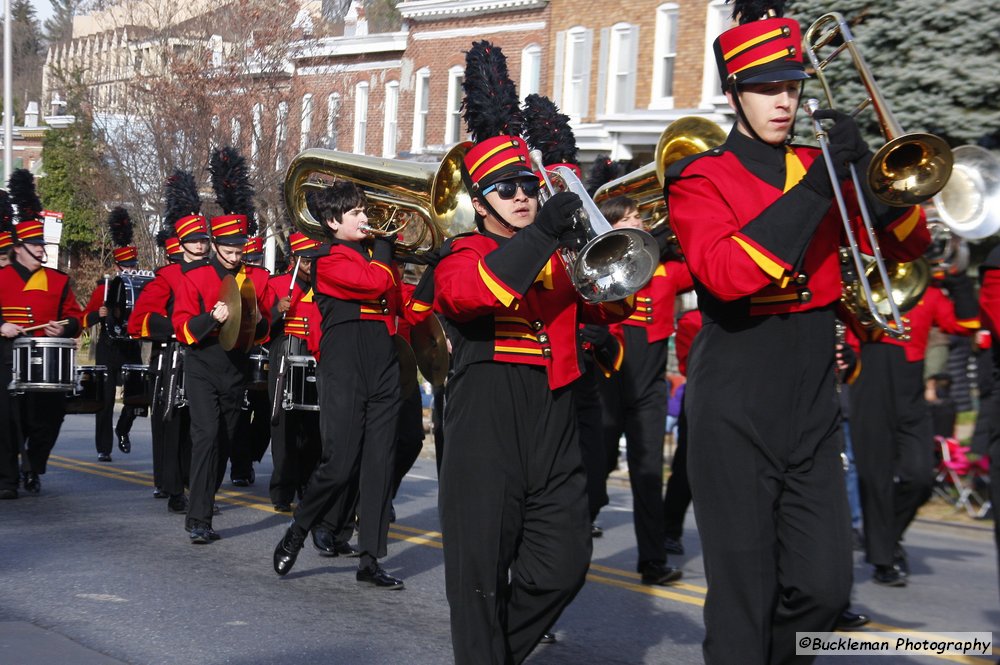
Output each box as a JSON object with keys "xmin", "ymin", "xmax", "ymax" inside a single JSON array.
[
  {"xmin": 410, "ymin": 314, "xmax": 449, "ymax": 387},
  {"xmin": 236, "ymin": 277, "xmax": 258, "ymax": 353},
  {"xmin": 218, "ymin": 274, "xmax": 242, "ymax": 351},
  {"xmin": 395, "ymin": 336, "xmax": 418, "ymax": 400}
]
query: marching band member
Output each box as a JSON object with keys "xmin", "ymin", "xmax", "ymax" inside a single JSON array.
[
  {"xmin": 272, "ymin": 182, "xmax": 404, "ymax": 587},
  {"xmin": 847, "ymin": 272, "xmax": 978, "ymax": 587},
  {"xmin": 433, "ymin": 41, "xmax": 634, "ymax": 664},
  {"xmin": 663, "ymin": 1, "xmax": 930, "ymax": 661},
  {"xmin": 976, "ymin": 247, "xmax": 1000, "ymax": 602},
  {"xmin": 0, "ymin": 192, "xmax": 14, "ymax": 499},
  {"xmin": 0, "ymin": 190, "xmax": 12, "ymax": 268},
  {"xmin": 230, "ymin": 233, "xmax": 272, "ymax": 487},
  {"xmin": 172, "ymin": 150, "xmax": 272, "ymax": 544},
  {"xmin": 81, "ymin": 208, "xmax": 144, "ymax": 461},
  {"xmin": 597, "ymin": 194, "xmax": 692, "ymax": 584},
  {"xmin": 0, "ymin": 170, "xmax": 84, "ymax": 496},
  {"xmin": 127, "ymin": 199, "xmax": 206, "ymax": 513}
]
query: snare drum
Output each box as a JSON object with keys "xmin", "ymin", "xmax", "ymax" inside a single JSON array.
[
  {"xmin": 106, "ymin": 271, "xmax": 155, "ymax": 339},
  {"xmin": 283, "ymin": 355, "xmax": 319, "ymax": 411},
  {"xmin": 121, "ymin": 364, "xmax": 154, "ymax": 406},
  {"xmin": 65, "ymin": 365, "xmax": 108, "ymax": 414},
  {"xmin": 10, "ymin": 337, "xmax": 77, "ymax": 392},
  {"xmin": 248, "ymin": 347, "xmax": 269, "ymax": 392}
]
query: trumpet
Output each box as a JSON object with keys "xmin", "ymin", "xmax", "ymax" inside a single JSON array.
[{"xmin": 532, "ymin": 151, "xmax": 658, "ymax": 303}]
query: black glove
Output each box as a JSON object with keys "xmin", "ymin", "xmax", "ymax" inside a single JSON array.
[
  {"xmin": 941, "ymin": 272, "xmax": 978, "ymax": 320},
  {"xmin": 650, "ymin": 224, "xmax": 680, "ymax": 261},
  {"xmin": 812, "ymin": 109, "xmax": 870, "ymax": 180},
  {"xmin": 579, "ymin": 324, "xmax": 610, "ymax": 348},
  {"xmin": 533, "ymin": 191, "xmax": 581, "ymax": 239},
  {"xmin": 372, "ymin": 237, "xmax": 395, "ymax": 264}
]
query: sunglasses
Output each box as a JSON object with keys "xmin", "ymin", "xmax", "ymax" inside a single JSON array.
[{"xmin": 481, "ymin": 179, "xmax": 540, "ymax": 199}]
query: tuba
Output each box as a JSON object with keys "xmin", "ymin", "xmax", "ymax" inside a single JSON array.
[
  {"xmin": 283, "ymin": 143, "xmax": 477, "ymax": 258},
  {"xmin": 593, "ymin": 117, "xmax": 727, "ymax": 248}
]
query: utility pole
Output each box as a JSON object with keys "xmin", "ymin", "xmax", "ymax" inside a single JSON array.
[{"xmin": 3, "ymin": 0, "xmax": 12, "ymax": 180}]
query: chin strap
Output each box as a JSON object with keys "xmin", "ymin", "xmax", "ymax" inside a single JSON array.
[
  {"xmin": 731, "ymin": 81, "xmax": 802, "ymax": 146},
  {"xmin": 479, "ymin": 195, "xmax": 521, "ymax": 235}
]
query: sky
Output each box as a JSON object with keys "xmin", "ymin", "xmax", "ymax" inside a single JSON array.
[{"xmin": 31, "ymin": 0, "xmax": 54, "ymax": 27}]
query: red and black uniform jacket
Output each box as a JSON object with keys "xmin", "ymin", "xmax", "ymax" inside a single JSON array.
[
  {"xmin": 674, "ymin": 309, "xmax": 703, "ymax": 378},
  {"xmin": 434, "ymin": 231, "xmax": 635, "ymax": 391},
  {"xmin": 608, "ymin": 258, "xmax": 694, "ymax": 365},
  {"xmin": 128, "ymin": 263, "xmax": 186, "ymax": 342},
  {"xmin": 172, "ymin": 257, "xmax": 272, "ymax": 347},
  {"xmin": 82, "ymin": 280, "xmax": 108, "ymax": 328},
  {"xmin": 666, "ymin": 128, "xmax": 930, "ymax": 323},
  {"xmin": 979, "ymin": 245, "xmax": 1000, "ymax": 372},
  {"xmin": 269, "ymin": 270, "xmax": 323, "ymax": 359},
  {"xmin": 0, "ymin": 260, "xmax": 83, "ymax": 337},
  {"xmin": 312, "ymin": 238, "xmax": 402, "ymax": 339}
]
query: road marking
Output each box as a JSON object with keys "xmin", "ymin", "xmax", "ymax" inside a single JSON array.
[{"xmin": 46, "ymin": 454, "xmax": 999, "ymax": 662}]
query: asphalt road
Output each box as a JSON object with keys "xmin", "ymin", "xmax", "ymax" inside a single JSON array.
[{"xmin": 0, "ymin": 410, "xmax": 997, "ymax": 665}]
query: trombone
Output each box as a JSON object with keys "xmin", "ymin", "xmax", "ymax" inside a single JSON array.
[
  {"xmin": 803, "ymin": 12, "xmax": 950, "ymax": 339},
  {"xmin": 804, "ymin": 12, "xmax": 953, "ymax": 207}
]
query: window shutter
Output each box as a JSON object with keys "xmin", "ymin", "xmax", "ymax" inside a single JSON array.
[
  {"xmin": 624, "ymin": 25, "xmax": 639, "ymax": 112},
  {"xmin": 581, "ymin": 28, "xmax": 594, "ymax": 119},
  {"xmin": 553, "ymin": 31, "xmax": 565, "ymax": 107},
  {"xmin": 596, "ymin": 27, "xmax": 610, "ymax": 116}
]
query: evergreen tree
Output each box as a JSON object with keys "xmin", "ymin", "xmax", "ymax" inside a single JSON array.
[
  {"xmin": 37, "ymin": 120, "xmax": 102, "ymax": 251},
  {"xmin": 789, "ymin": 0, "xmax": 1000, "ymax": 147},
  {"xmin": 44, "ymin": 0, "xmax": 81, "ymax": 45}
]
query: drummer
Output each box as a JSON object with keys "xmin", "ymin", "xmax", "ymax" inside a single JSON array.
[
  {"xmin": 0, "ymin": 214, "xmax": 84, "ymax": 497},
  {"xmin": 230, "ymin": 234, "xmax": 272, "ymax": 488},
  {"xmin": 82, "ymin": 207, "xmax": 145, "ymax": 462}
]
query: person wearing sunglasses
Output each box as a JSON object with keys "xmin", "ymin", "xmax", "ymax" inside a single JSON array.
[{"xmin": 431, "ymin": 41, "xmax": 637, "ymax": 665}]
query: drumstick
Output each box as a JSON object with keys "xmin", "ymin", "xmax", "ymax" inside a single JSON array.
[{"xmin": 20, "ymin": 319, "xmax": 71, "ymax": 334}]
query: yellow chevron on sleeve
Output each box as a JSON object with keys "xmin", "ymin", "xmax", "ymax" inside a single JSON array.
[
  {"xmin": 732, "ymin": 236, "xmax": 785, "ymax": 281},
  {"xmin": 478, "ymin": 262, "xmax": 516, "ymax": 307},
  {"xmin": 892, "ymin": 207, "xmax": 922, "ymax": 242}
]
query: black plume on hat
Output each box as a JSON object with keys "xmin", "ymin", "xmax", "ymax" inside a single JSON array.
[
  {"xmin": 209, "ymin": 146, "xmax": 257, "ymax": 236},
  {"xmin": 163, "ymin": 169, "xmax": 201, "ymax": 228},
  {"xmin": 585, "ymin": 155, "xmax": 622, "ymax": 196},
  {"xmin": 107, "ymin": 207, "xmax": 134, "ymax": 248},
  {"xmin": 8, "ymin": 169, "xmax": 43, "ymax": 223},
  {"xmin": 729, "ymin": 0, "xmax": 786, "ymax": 23},
  {"xmin": 0, "ymin": 190, "xmax": 14, "ymax": 234},
  {"xmin": 522, "ymin": 94, "xmax": 578, "ymax": 167},
  {"xmin": 462, "ymin": 40, "xmax": 523, "ymax": 142}
]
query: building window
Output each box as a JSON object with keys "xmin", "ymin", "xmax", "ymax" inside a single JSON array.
[
  {"xmin": 444, "ymin": 66, "xmax": 464, "ymax": 145},
  {"xmin": 520, "ymin": 44, "xmax": 541, "ymax": 98},
  {"xmin": 251, "ymin": 103, "xmax": 263, "ymax": 168},
  {"xmin": 383, "ymin": 81, "xmax": 399, "ymax": 157},
  {"xmin": 605, "ymin": 23, "xmax": 638, "ymax": 114},
  {"xmin": 326, "ymin": 93, "xmax": 341, "ymax": 149},
  {"xmin": 354, "ymin": 81, "xmax": 369, "ymax": 154},
  {"xmin": 556, "ymin": 27, "xmax": 593, "ymax": 120},
  {"xmin": 300, "ymin": 93, "xmax": 313, "ymax": 151},
  {"xmin": 230, "ymin": 117, "xmax": 241, "ymax": 146},
  {"xmin": 275, "ymin": 101, "xmax": 289, "ymax": 171},
  {"xmin": 651, "ymin": 4, "xmax": 679, "ymax": 109},
  {"xmin": 411, "ymin": 68, "xmax": 430, "ymax": 153},
  {"xmin": 702, "ymin": 0, "xmax": 733, "ymax": 108}
]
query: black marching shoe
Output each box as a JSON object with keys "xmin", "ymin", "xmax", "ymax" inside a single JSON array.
[
  {"xmin": 872, "ymin": 565, "xmax": 906, "ymax": 587},
  {"xmin": 231, "ymin": 466, "xmax": 256, "ymax": 488},
  {"xmin": 892, "ymin": 545, "xmax": 909, "ymax": 577},
  {"xmin": 22, "ymin": 472, "xmax": 41, "ymax": 495},
  {"xmin": 152, "ymin": 487, "xmax": 169, "ymax": 499},
  {"xmin": 0, "ymin": 488, "xmax": 18, "ymax": 500},
  {"xmin": 273, "ymin": 502, "xmax": 292, "ymax": 513},
  {"xmin": 167, "ymin": 494, "xmax": 189, "ymax": 514},
  {"xmin": 539, "ymin": 632, "xmax": 557, "ymax": 644},
  {"xmin": 664, "ymin": 536, "xmax": 685, "ymax": 555},
  {"xmin": 116, "ymin": 429, "xmax": 131, "ymax": 454},
  {"xmin": 590, "ymin": 523, "xmax": 603, "ymax": 538},
  {"xmin": 273, "ymin": 525, "xmax": 306, "ymax": 576},
  {"xmin": 312, "ymin": 528, "xmax": 359, "ymax": 557},
  {"xmin": 98, "ymin": 453, "xmax": 112, "ymax": 462},
  {"xmin": 639, "ymin": 561, "xmax": 683, "ymax": 586},
  {"xmin": 356, "ymin": 564, "xmax": 404, "ymax": 589},
  {"xmin": 836, "ymin": 609, "xmax": 871, "ymax": 629},
  {"xmin": 188, "ymin": 521, "xmax": 219, "ymax": 545}
]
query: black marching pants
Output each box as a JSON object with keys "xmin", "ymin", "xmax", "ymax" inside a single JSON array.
[
  {"xmin": 293, "ymin": 321, "xmax": 399, "ymax": 561},
  {"xmin": 571, "ymin": 355, "xmax": 611, "ymax": 521},
  {"xmin": 686, "ymin": 309, "xmax": 852, "ymax": 665},
  {"xmin": 663, "ymin": 393, "xmax": 691, "ymax": 541},
  {"xmin": 0, "ymin": 341, "xmax": 18, "ymax": 491},
  {"xmin": 600, "ymin": 328, "xmax": 669, "ymax": 567},
  {"xmin": 184, "ymin": 343, "xmax": 246, "ymax": 527},
  {"xmin": 150, "ymin": 343, "xmax": 191, "ymax": 496},
  {"xmin": 391, "ymin": 385, "xmax": 425, "ymax": 499},
  {"xmin": 268, "ymin": 336, "xmax": 321, "ymax": 506},
  {"xmin": 440, "ymin": 363, "xmax": 591, "ymax": 665},
  {"xmin": 94, "ymin": 335, "xmax": 143, "ymax": 455},
  {"xmin": 849, "ymin": 344, "xmax": 934, "ymax": 567}
]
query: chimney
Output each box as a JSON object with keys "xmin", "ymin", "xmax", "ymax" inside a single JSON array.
[{"xmin": 25, "ymin": 102, "xmax": 40, "ymax": 128}]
